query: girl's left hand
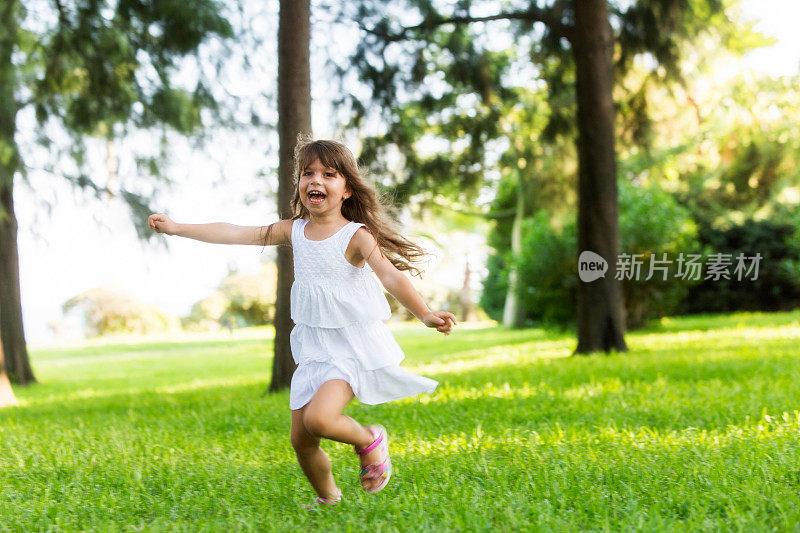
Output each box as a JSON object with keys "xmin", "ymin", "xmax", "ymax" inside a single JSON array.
[{"xmin": 422, "ymin": 312, "xmax": 458, "ymax": 335}]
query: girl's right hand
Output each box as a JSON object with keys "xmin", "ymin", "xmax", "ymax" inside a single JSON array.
[{"xmin": 148, "ymin": 213, "xmax": 177, "ymax": 235}]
